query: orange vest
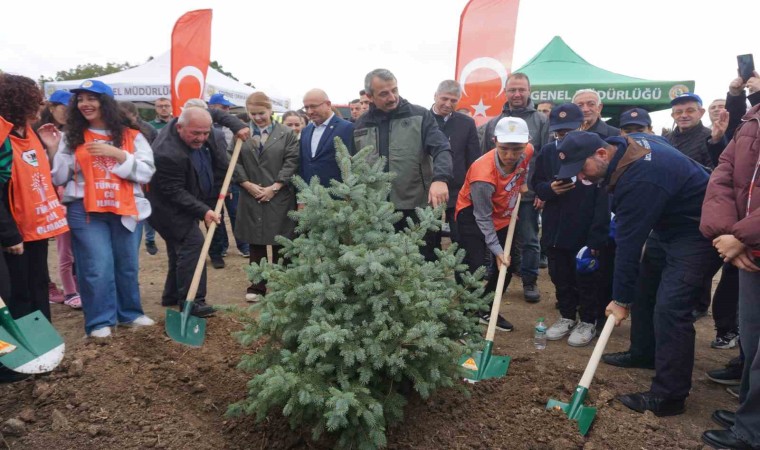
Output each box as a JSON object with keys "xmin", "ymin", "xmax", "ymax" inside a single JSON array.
[
  {"xmin": 75, "ymin": 129, "xmax": 139, "ymax": 217},
  {"xmin": 2, "ymin": 120, "xmax": 69, "ymax": 241},
  {"xmin": 455, "ymin": 144, "xmax": 533, "ymax": 231}
]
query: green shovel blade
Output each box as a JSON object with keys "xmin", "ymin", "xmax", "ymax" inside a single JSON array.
[
  {"xmin": 165, "ymin": 303, "xmax": 206, "ymax": 348},
  {"xmin": 547, "ymin": 386, "xmax": 597, "ymax": 435},
  {"xmin": 0, "ymin": 310, "xmax": 65, "ymax": 374},
  {"xmin": 459, "ymin": 341, "xmax": 511, "ymax": 383}
]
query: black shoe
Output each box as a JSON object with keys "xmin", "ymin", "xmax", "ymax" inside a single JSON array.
[
  {"xmin": 523, "ymin": 284, "xmax": 541, "ymax": 303},
  {"xmin": 601, "ymin": 351, "xmax": 655, "ymax": 369},
  {"xmin": 180, "ymin": 300, "xmax": 215, "ymax": 318},
  {"xmin": 707, "ymin": 363, "xmax": 743, "ymax": 386},
  {"xmin": 711, "ymin": 331, "xmax": 739, "ymax": 349},
  {"xmin": 210, "ymin": 256, "xmax": 225, "ymax": 269},
  {"xmin": 479, "ymin": 313, "xmax": 514, "ymax": 332},
  {"xmin": 711, "ymin": 410, "xmax": 736, "ymax": 429},
  {"xmin": 539, "ymin": 255, "xmax": 548, "ymax": 269},
  {"xmin": 617, "ymin": 391, "xmax": 685, "ymax": 417},
  {"xmin": 727, "ymin": 386, "xmax": 740, "ymax": 399},
  {"xmin": 702, "ymin": 429, "xmax": 753, "ymax": 449},
  {"xmin": 145, "ymin": 241, "xmax": 158, "ymax": 255}
]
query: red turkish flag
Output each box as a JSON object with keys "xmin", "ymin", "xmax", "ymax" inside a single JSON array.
[
  {"xmin": 170, "ymin": 9, "xmax": 212, "ymax": 118},
  {"xmin": 455, "ymin": 0, "xmax": 520, "ymax": 126}
]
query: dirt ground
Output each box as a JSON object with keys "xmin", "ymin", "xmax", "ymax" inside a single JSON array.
[{"xmin": 0, "ymin": 226, "xmax": 737, "ymax": 449}]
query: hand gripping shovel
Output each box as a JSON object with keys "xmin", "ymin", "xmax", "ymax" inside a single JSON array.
[
  {"xmin": 546, "ymin": 314, "xmax": 616, "ymax": 435},
  {"xmin": 0, "ymin": 295, "xmax": 64, "ymax": 373},
  {"xmin": 165, "ymin": 139, "xmax": 244, "ymax": 347},
  {"xmin": 459, "ymin": 193, "xmax": 521, "ymax": 383}
]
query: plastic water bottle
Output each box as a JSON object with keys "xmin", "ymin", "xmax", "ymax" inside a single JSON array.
[{"xmin": 534, "ymin": 317, "xmax": 547, "ymax": 350}]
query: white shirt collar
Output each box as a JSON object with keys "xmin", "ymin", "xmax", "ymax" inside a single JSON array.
[{"xmin": 315, "ymin": 113, "xmax": 335, "ymax": 128}]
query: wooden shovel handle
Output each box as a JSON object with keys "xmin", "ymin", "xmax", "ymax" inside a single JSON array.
[
  {"xmin": 579, "ymin": 314, "xmax": 617, "ymax": 389},
  {"xmin": 185, "ymin": 139, "xmax": 244, "ymax": 302},
  {"xmin": 484, "ymin": 193, "xmax": 521, "ymax": 342}
]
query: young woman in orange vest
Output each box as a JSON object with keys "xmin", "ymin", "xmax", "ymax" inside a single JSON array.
[
  {"xmin": 34, "ymin": 90, "xmax": 82, "ymax": 309},
  {"xmin": 40, "ymin": 80, "xmax": 156, "ymax": 339},
  {"xmin": 454, "ymin": 117, "xmax": 534, "ymax": 333},
  {"xmin": 0, "ymin": 74, "xmax": 69, "ymax": 322}
]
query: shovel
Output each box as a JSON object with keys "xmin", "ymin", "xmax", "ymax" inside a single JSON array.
[
  {"xmin": 459, "ymin": 193, "xmax": 521, "ymax": 383},
  {"xmin": 165, "ymin": 138, "xmax": 244, "ymax": 347},
  {"xmin": 0, "ymin": 295, "xmax": 65, "ymax": 373},
  {"xmin": 546, "ymin": 314, "xmax": 616, "ymax": 435}
]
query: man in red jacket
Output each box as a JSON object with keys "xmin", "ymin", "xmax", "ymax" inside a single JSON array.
[{"xmin": 700, "ymin": 91, "xmax": 760, "ymax": 449}]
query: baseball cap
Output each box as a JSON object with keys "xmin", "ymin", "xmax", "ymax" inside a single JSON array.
[
  {"xmin": 494, "ymin": 117, "xmax": 529, "ymax": 144},
  {"xmin": 670, "ymin": 92, "xmax": 702, "ymax": 107},
  {"xmin": 619, "ymin": 108, "xmax": 651, "ymax": 127},
  {"xmin": 549, "ymin": 103, "xmax": 583, "ymax": 132},
  {"xmin": 71, "ymin": 80, "xmax": 114, "ymax": 98},
  {"xmin": 48, "ymin": 90, "xmax": 73, "ymax": 105},
  {"xmin": 556, "ymin": 131, "xmax": 608, "ymax": 179},
  {"xmin": 208, "ymin": 93, "xmax": 234, "ymax": 107},
  {"xmin": 576, "ymin": 246, "xmax": 600, "ymax": 274}
]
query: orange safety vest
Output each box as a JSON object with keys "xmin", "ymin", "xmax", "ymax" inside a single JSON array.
[
  {"xmin": 75, "ymin": 128, "xmax": 139, "ymax": 217},
  {"xmin": 455, "ymin": 144, "xmax": 533, "ymax": 231},
  {"xmin": 2, "ymin": 120, "xmax": 69, "ymax": 241}
]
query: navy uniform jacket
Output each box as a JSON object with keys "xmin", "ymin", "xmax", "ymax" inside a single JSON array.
[
  {"xmin": 299, "ymin": 115, "xmax": 355, "ymax": 187},
  {"xmin": 604, "ymin": 133, "xmax": 710, "ymax": 305}
]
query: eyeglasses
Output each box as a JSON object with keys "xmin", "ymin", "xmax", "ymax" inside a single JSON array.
[{"xmin": 302, "ymin": 101, "xmax": 326, "ymax": 111}]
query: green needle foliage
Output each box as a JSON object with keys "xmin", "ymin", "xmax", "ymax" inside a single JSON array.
[{"xmin": 228, "ymin": 138, "xmax": 488, "ymax": 449}]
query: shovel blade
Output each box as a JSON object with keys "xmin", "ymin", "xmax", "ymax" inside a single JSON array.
[
  {"xmin": 0, "ymin": 311, "xmax": 65, "ymax": 374},
  {"xmin": 165, "ymin": 309, "xmax": 206, "ymax": 347},
  {"xmin": 459, "ymin": 341, "xmax": 511, "ymax": 382},
  {"xmin": 547, "ymin": 387, "xmax": 597, "ymax": 436}
]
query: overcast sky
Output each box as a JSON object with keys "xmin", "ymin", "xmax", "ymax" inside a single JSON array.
[{"xmin": 1, "ymin": 0, "xmax": 757, "ymax": 131}]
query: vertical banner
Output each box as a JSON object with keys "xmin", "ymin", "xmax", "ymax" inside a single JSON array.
[
  {"xmin": 455, "ymin": 0, "xmax": 520, "ymax": 126},
  {"xmin": 170, "ymin": 9, "xmax": 213, "ymax": 117}
]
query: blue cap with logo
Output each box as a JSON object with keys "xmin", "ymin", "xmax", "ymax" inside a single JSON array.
[
  {"xmin": 71, "ymin": 80, "xmax": 114, "ymax": 98},
  {"xmin": 549, "ymin": 103, "xmax": 583, "ymax": 132},
  {"xmin": 48, "ymin": 90, "xmax": 73, "ymax": 105},
  {"xmin": 576, "ymin": 246, "xmax": 600, "ymax": 274},
  {"xmin": 620, "ymin": 108, "xmax": 652, "ymax": 127},
  {"xmin": 670, "ymin": 92, "xmax": 702, "ymax": 107},
  {"xmin": 555, "ymin": 131, "xmax": 608, "ymax": 179},
  {"xmin": 208, "ymin": 93, "xmax": 234, "ymax": 107}
]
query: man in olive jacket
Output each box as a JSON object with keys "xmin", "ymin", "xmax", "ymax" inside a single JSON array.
[{"xmin": 354, "ymin": 68, "xmax": 453, "ymax": 261}]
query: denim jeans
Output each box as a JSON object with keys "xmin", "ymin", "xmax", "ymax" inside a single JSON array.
[
  {"xmin": 67, "ymin": 201, "xmax": 145, "ymax": 334},
  {"xmin": 514, "ymin": 201, "xmax": 540, "ymax": 283},
  {"xmin": 144, "ymin": 221, "xmax": 156, "ymax": 243},
  {"xmin": 733, "ymin": 269, "xmax": 760, "ymax": 447}
]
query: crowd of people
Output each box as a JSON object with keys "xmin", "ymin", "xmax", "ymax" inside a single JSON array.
[{"xmin": 0, "ymin": 64, "xmax": 758, "ymax": 448}]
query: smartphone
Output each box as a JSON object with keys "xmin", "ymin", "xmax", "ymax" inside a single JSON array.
[
  {"xmin": 738, "ymin": 54, "xmax": 755, "ymax": 82},
  {"xmin": 554, "ymin": 175, "xmax": 574, "ymax": 184}
]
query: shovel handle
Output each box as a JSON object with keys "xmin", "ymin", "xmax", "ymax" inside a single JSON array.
[
  {"xmin": 185, "ymin": 139, "xmax": 244, "ymax": 303},
  {"xmin": 484, "ymin": 193, "xmax": 521, "ymax": 342},
  {"xmin": 578, "ymin": 314, "xmax": 616, "ymax": 389}
]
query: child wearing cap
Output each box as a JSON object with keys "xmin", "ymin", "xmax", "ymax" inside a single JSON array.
[
  {"xmin": 454, "ymin": 117, "xmax": 534, "ymax": 332},
  {"xmin": 533, "ymin": 103, "xmax": 610, "ymax": 347}
]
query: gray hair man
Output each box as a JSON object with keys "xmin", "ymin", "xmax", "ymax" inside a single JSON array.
[{"xmin": 571, "ymin": 89, "xmax": 620, "ymax": 138}]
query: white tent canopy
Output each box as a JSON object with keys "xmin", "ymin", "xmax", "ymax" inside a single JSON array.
[{"xmin": 44, "ymin": 52, "xmax": 291, "ymax": 112}]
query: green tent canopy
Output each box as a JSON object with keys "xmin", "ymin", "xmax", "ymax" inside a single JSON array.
[{"xmin": 514, "ymin": 36, "xmax": 695, "ymax": 118}]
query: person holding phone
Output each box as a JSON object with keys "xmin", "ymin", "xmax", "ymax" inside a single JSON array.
[
  {"xmin": 699, "ymin": 93, "xmax": 760, "ymax": 450},
  {"xmin": 533, "ymin": 103, "xmax": 610, "ymax": 347}
]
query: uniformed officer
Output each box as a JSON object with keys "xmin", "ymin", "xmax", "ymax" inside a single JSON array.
[{"xmin": 555, "ymin": 131, "xmax": 722, "ymax": 416}]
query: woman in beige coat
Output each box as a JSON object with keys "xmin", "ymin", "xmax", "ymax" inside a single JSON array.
[{"xmin": 232, "ymin": 92, "xmax": 299, "ymax": 302}]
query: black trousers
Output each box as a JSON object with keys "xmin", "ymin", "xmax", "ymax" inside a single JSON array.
[
  {"xmin": 162, "ymin": 226, "xmax": 207, "ymax": 305},
  {"xmin": 546, "ymin": 247, "xmax": 601, "ymax": 324},
  {"xmin": 454, "ymin": 206, "xmax": 519, "ymax": 295},
  {"xmin": 395, "ymin": 209, "xmax": 441, "ymax": 263},
  {"xmin": 712, "ymin": 263, "xmax": 740, "ymax": 335},
  {"xmin": 247, "ymin": 244, "xmax": 283, "ymax": 295},
  {"xmin": 3, "ymin": 239, "xmax": 50, "ymax": 321}
]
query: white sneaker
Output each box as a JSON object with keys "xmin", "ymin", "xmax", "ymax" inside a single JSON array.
[
  {"xmin": 121, "ymin": 315, "xmax": 156, "ymax": 327},
  {"xmin": 245, "ymin": 293, "xmax": 260, "ymax": 303},
  {"xmin": 568, "ymin": 322, "xmax": 596, "ymax": 347},
  {"xmin": 546, "ymin": 318, "xmax": 576, "ymax": 341},
  {"xmin": 88, "ymin": 327, "xmax": 112, "ymax": 338}
]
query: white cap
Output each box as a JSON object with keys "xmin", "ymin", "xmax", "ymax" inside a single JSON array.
[{"xmin": 494, "ymin": 117, "xmax": 530, "ymax": 144}]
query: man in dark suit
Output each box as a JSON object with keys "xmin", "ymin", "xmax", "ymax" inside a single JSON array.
[
  {"xmin": 147, "ymin": 107, "xmax": 226, "ymax": 318},
  {"xmin": 430, "ymin": 80, "xmax": 481, "ymax": 242},
  {"xmin": 299, "ymin": 89, "xmax": 355, "ymax": 191}
]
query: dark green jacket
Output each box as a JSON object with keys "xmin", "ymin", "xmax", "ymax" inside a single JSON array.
[{"xmin": 353, "ymin": 98, "xmax": 452, "ymax": 210}]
